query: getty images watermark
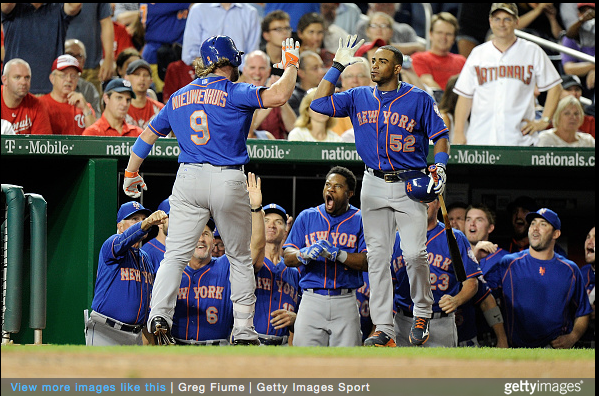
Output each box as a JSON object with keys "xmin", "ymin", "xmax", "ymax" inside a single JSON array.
[{"xmin": 504, "ymin": 380, "xmax": 585, "ymax": 395}]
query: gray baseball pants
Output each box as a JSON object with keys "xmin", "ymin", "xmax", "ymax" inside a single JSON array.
[
  {"xmin": 361, "ymin": 171, "xmax": 434, "ymax": 341},
  {"xmin": 148, "ymin": 163, "xmax": 258, "ymax": 341}
]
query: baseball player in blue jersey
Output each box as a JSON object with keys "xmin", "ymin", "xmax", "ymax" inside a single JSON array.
[
  {"xmin": 283, "ymin": 166, "xmax": 368, "ymax": 347},
  {"xmin": 392, "ymin": 197, "xmax": 480, "ymax": 347},
  {"xmin": 85, "ymin": 201, "xmax": 168, "ymax": 346},
  {"xmin": 172, "ymin": 172, "xmax": 266, "ymax": 345},
  {"xmin": 485, "ymin": 208, "xmax": 592, "ymax": 348},
  {"xmin": 254, "ymin": 203, "xmax": 300, "ymax": 346},
  {"xmin": 122, "ymin": 35, "xmax": 300, "ymax": 345},
  {"xmin": 310, "ymin": 35, "xmax": 450, "ymax": 346},
  {"xmin": 172, "ymin": 219, "xmax": 233, "ymax": 345},
  {"xmin": 464, "ymin": 204, "xmax": 510, "ymax": 347},
  {"xmin": 141, "ymin": 198, "xmax": 170, "ymax": 272},
  {"xmin": 356, "ymin": 272, "xmax": 374, "ymax": 343}
]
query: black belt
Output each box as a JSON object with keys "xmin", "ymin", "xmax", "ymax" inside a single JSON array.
[
  {"xmin": 307, "ymin": 288, "xmax": 353, "ymax": 296},
  {"xmin": 105, "ymin": 318, "xmax": 143, "ymax": 333},
  {"xmin": 175, "ymin": 338, "xmax": 227, "ymax": 346},
  {"xmin": 366, "ymin": 167, "xmax": 425, "ymax": 183},
  {"xmin": 400, "ymin": 309, "xmax": 450, "ymax": 319},
  {"xmin": 183, "ymin": 163, "xmax": 243, "ymax": 170}
]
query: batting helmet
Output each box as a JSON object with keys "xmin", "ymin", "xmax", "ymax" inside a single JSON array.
[
  {"xmin": 405, "ymin": 175, "xmax": 437, "ymax": 203},
  {"xmin": 200, "ymin": 35, "xmax": 244, "ymax": 67}
]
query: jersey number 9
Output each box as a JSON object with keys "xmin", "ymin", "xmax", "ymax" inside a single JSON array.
[{"xmin": 190, "ymin": 110, "xmax": 210, "ymax": 145}]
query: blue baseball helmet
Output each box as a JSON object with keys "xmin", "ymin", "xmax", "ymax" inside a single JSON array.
[
  {"xmin": 200, "ymin": 35, "xmax": 243, "ymax": 67},
  {"xmin": 405, "ymin": 175, "xmax": 437, "ymax": 203}
]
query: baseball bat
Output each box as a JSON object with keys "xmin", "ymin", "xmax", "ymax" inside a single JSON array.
[{"xmin": 428, "ymin": 165, "xmax": 467, "ymax": 283}]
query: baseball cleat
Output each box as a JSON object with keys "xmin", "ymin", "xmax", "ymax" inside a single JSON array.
[
  {"xmin": 150, "ymin": 316, "xmax": 175, "ymax": 345},
  {"xmin": 231, "ymin": 337, "xmax": 261, "ymax": 346},
  {"xmin": 363, "ymin": 331, "xmax": 396, "ymax": 347},
  {"xmin": 409, "ymin": 316, "xmax": 430, "ymax": 345}
]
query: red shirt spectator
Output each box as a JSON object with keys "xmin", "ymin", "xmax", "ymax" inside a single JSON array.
[
  {"xmin": 126, "ymin": 97, "xmax": 164, "ymax": 129},
  {"xmin": 39, "ymin": 54, "xmax": 96, "ymax": 135},
  {"xmin": 124, "ymin": 59, "xmax": 164, "ymax": 129},
  {"xmin": 411, "ymin": 51, "xmax": 466, "ymax": 91},
  {"xmin": 83, "ymin": 78, "xmax": 142, "ymax": 137},
  {"xmin": 162, "ymin": 59, "xmax": 195, "ymax": 103},
  {"xmin": 1, "ymin": 58, "xmax": 51, "ymax": 135}
]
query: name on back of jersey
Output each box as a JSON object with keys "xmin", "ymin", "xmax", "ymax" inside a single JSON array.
[{"xmin": 171, "ymin": 88, "xmax": 227, "ymax": 110}]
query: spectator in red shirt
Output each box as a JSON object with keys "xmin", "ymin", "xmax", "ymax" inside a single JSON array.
[
  {"xmin": 39, "ymin": 55, "xmax": 96, "ymax": 135},
  {"xmin": 124, "ymin": 59, "xmax": 164, "ymax": 129},
  {"xmin": 162, "ymin": 58, "xmax": 195, "ymax": 103},
  {"xmin": 83, "ymin": 78, "xmax": 142, "ymax": 137},
  {"xmin": 1, "ymin": 58, "xmax": 51, "ymax": 135},
  {"xmin": 411, "ymin": 12, "xmax": 466, "ymax": 91}
]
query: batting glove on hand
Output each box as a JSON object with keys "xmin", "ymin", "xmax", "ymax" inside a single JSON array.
[
  {"xmin": 123, "ymin": 170, "xmax": 147, "ymax": 198},
  {"xmin": 333, "ymin": 35, "xmax": 365, "ymax": 68},
  {"xmin": 316, "ymin": 239, "xmax": 340, "ymax": 262},
  {"xmin": 273, "ymin": 38, "xmax": 300, "ymax": 70},
  {"xmin": 427, "ymin": 163, "xmax": 447, "ymax": 195},
  {"xmin": 298, "ymin": 244, "xmax": 324, "ymax": 264}
]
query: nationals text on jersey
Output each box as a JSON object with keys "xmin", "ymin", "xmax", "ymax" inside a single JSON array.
[
  {"xmin": 475, "ymin": 65, "xmax": 534, "ymax": 85},
  {"xmin": 171, "ymin": 88, "xmax": 228, "ymax": 109}
]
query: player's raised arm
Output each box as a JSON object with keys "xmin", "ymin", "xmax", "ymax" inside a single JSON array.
[
  {"xmin": 313, "ymin": 35, "xmax": 365, "ymax": 101},
  {"xmin": 260, "ymin": 38, "xmax": 300, "ymax": 108},
  {"xmin": 247, "ymin": 172, "xmax": 266, "ymax": 272},
  {"xmin": 123, "ymin": 127, "xmax": 160, "ymax": 198}
]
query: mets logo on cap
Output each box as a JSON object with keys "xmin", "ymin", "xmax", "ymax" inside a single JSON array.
[{"xmin": 132, "ymin": 202, "xmax": 141, "ymax": 210}]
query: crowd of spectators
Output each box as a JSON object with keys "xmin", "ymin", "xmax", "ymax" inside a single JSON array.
[{"xmin": 1, "ymin": 3, "xmax": 594, "ymax": 146}]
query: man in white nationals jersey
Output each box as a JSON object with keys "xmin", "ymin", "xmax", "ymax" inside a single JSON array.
[{"xmin": 452, "ymin": 3, "xmax": 563, "ymax": 146}]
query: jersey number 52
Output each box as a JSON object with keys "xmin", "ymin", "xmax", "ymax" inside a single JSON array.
[
  {"xmin": 190, "ymin": 110, "xmax": 210, "ymax": 145},
  {"xmin": 389, "ymin": 134, "xmax": 415, "ymax": 152}
]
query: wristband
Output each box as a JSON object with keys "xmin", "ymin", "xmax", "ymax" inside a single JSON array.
[
  {"xmin": 337, "ymin": 250, "xmax": 348, "ymax": 263},
  {"xmin": 323, "ymin": 65, "xmax": 343, "ymax": 85},
  {"xmin": 131, "ymin": 136, "xmax": 153, "ymax": 159},
  {"xmin": 434, "ymin": 152, "xmax": 449, "ymax": 166},
  {"xmin": 483, "ymin": 306, "xmax": 504, "ymax": 326},
  {"xmin": 124, "ymin": 169, "xmax": 139, "ymax": 178},
  {"xmin": 250, "ymin": 205, "xmax": 263, "ymax": 213}
]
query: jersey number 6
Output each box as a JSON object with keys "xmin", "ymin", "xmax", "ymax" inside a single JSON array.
[{"xmin": 190, "ymin": 110, "xmax": 210, "ymax": 145}]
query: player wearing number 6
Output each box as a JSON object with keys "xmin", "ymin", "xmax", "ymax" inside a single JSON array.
[
  {"xmin": 123, "ymin": 35, "xmax": 300, "ymax": 345},
  {"xmin": 310, "ymin": 35, "xmax": 450, "ymax": 346}
]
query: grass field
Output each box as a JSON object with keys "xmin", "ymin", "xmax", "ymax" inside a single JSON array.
[{"xmin": 1, "ymin": 344, "xmax": 595, "ymax": 379}]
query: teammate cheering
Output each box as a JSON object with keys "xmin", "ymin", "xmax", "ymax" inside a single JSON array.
[
  {"xmin": 122, "ymin": 35, "xmax": 300, "ymax": 345},
  {"xmin": 310, "ymin": 35, "xmax": 450, "ymax": 347}
]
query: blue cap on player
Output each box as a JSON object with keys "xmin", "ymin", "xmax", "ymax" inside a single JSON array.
[
  {"xmin": 213, "ymin": 227, "xmax": 220, "ymax": 238},
  {"xmin": 157, "ymin": 198, "xmax": 170, "ymax": 215},
  {"xmin": 263, "ymin": 203, "xmax": 287, "ymax": 221},
  {"xmin": 526, "ymin": 208, "xmax": 561, "ymax": 231},
  {"xmin": 117, "ymin": 201, "xmax": 151, "ymax": 223}
]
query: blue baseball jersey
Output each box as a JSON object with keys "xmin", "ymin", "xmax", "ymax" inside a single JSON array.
[
  {"xmin": 457, "ymin": 276, "xmax": 491, "ymax": 343},
  {"xmin": 485, "ymin": 251, "xmax": 593, "ymax": 348},
  {"xmin": 580, "ymin": 264, "xmax": 595, "ymax": 300},
  {"xmin": 391, "ymin": 224, "xmax": 482, "ymax": 312},
  {"xmin": 254, "ymin": 257, "xmax": 301, "ymax": 336},
  {"xmin": 478, "ymin": 247, "xmax": 509, "ymax": 276},
  {"xmin": 172, "ymin": 256, "xmax": 233, "ymax": 341},
  {"xmin": 283, "ymin": 204, "xmax": 366, "ymax": 290},
  {"xmin": 91, "ymin": 222, "xmax": 155, "ymax": 325},
  {"xmin": 148, "ymin": 76, "xmax": 265, "ymax": 165},
  {"xmin": 141, "ymin": 237, "xmax": 166, "ymax": 272},
  {"xmin": 310, "ymin": 83, "xmax": 449, "ymax": 171},
  {"xmin": 356, "ymin": 272, "xmax": 373, "ymax": 342}
]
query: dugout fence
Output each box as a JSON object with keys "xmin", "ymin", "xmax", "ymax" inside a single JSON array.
[{"xmin": 1, "ymin": 184, "xmax": 47, "ymax": 345}]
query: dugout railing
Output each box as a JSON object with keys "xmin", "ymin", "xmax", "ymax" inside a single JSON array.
[{"xmin": 1, "ymin": 184, "xmax": 47, "ymax": 346}]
